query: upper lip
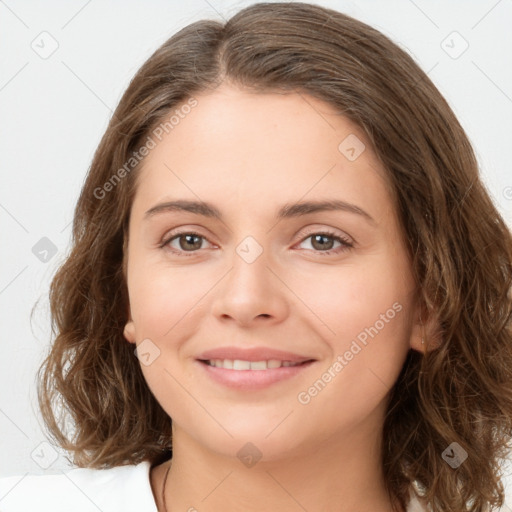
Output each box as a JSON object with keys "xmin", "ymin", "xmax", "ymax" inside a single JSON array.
[{"xmin": 196, "ymin": 347, "xmax": 316, "ymax": 363}]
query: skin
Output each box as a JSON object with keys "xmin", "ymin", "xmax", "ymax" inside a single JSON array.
[{"xmin": 123, "ymin": 83, "xmax": 432, "ymax": 512}]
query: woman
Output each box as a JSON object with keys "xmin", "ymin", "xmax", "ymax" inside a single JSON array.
[{"xmin": 1, "ymin": 3, "xmax": 511, "ymax": 511}]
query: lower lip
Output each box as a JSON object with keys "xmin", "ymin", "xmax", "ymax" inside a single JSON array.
[{"xmin": 196, "ymin": 360, "xmax": 316, "ymax": 390}]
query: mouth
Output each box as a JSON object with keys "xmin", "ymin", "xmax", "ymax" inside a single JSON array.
[
  {"xmin": 195, "ymin": 356, "xmax": 317, "ymax": 390},
  {"xmin": 198, "ymin": 358, "xmax": 314, "ymax": 370},
  {"xmin": 194, "ymin": 346, "xmax": 317, "ymax": 390}
]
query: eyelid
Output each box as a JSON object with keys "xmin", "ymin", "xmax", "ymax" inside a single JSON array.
[
  {"xmin": 294, "ymin": 226, "xmax": 354, "ymax": 245},
  {"xmin": 160, "ymin": 227, "xmax": 216, "ymax": 249}
]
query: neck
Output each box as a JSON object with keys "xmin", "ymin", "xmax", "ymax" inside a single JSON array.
[{"xmin": 160, "ymin": 416, "xmax": 401, "ymax": 512}]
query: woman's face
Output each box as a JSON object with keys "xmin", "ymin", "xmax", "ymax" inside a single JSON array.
[{"xmin": 123, "ymin": 84, "xmax": 423, "ymax": 460}]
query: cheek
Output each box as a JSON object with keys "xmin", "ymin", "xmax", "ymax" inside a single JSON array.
[
  {"xmin": 304, "ymin": 260, "xmax": 411, "ymax": 402},
  {"xmin": 127, "ymin": 257, "xmax": 217, "ymax": 340},
  {"xmin": 333, "ymin": 278, "xmax": 408, "ymax": 343},
  {"xmin": 290, "ymin": 256, "xmax": 412, "ymax": 390},
  {"xmin": 290, "ymin": 256, "xmax": 410, "ymax": 343},
  {"xmin": 292, "ymin": 274, "xmax": 411, "ymax": 432}
]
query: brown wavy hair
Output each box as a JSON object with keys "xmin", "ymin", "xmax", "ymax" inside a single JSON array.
[{"xmin": 36, "ymin": 2, "xmax": 512, "ymax": 511}]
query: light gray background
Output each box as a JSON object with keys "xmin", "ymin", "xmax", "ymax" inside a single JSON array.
[{"xmin": 1, "ymin": 0, "xmax": 511, "ymax": 504}]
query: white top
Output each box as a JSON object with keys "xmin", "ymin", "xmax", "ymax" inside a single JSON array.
[
  {"xmin": 0, "ymin": 461, "xmax": 157, "ymax": 512},
  {"xmin": 0, "ymin": 460, "xmax": 429, "ymax": 511}
]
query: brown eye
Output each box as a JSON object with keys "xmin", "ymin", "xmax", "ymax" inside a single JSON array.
[
  {"xmin": 310, "ymin": 234, "xmax": 336, "ymax": 251},
  {"xmin": 297, "ymin": 231, "xmax": 354, "ymax": 255},
  {"xmin": 162, "ymin": 231, "xmax": 213, "ymax": 255},
  {"xmin": 175, "ymin": 234, "xmax": 204, "ymax": 251}
]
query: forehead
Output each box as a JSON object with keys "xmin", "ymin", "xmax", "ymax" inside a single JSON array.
[{"xmin": 131, "ymin": 85, "xmax": 394, "ymax": 223}]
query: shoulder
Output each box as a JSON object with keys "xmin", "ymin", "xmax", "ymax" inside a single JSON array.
[{"xmin": 0, "ymin": 460, "xmax": 158, "ymax": 512}]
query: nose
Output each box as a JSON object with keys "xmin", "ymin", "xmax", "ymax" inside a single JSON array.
[{"xmin": 210, "ymin": 246, "xmax": 289, "ymax": 327}]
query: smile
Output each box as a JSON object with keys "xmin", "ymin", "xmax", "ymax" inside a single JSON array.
[
  {"xmin": 197, "ymin": 358, "xmax": 316, "ymax": 390},
  {"xmin": 203, "ymin": 359, "xmax": 305, "ymax": 370}
]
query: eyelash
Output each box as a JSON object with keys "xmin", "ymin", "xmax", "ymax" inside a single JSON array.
[{"xmin": 160, "ymin": 229, "xmax": 354, "ymax": 257}]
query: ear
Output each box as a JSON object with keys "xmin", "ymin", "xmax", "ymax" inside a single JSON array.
[
  {"xmin": 123, "ymin": 311, "xmax": 136, "ymax": 344},
  {"xmin": 410, "ymin": 301, "xmax": 442, "ymax": 354},
  {"xmin": 122, "ymin": 228, "xmax": 136, "ymax": 344}
]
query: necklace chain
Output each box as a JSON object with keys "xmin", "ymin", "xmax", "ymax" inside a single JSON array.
[{"xmin": 161, "ymin": 462, "xmax": 172, "ymax": 512}]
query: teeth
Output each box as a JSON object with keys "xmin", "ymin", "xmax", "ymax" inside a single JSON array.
[
  {"xmin": 206, "ymin": 359, "xmax": 304, "ymax": 370},
  {"xmin": 233, "ymin": 359, "xmax": 250, "ymax": 370}
]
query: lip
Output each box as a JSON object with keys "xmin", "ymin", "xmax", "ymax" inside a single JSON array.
[
  {"xmin": 195, "ymin": 346, "xmax": 317, "ymax": 391},
  {"xmin": 196, "ymin": 359, "xmax": 316, "ymax": 390},
  {"xmin": 196, "ymin": 346, "xmax": 315, "ymax": 363}
]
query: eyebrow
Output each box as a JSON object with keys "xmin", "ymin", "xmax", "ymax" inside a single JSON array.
[{"xmin": 144, "ymin": 199, "xmax": 376, "ymax": 225}]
